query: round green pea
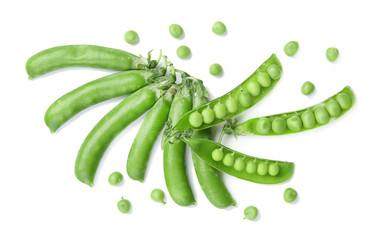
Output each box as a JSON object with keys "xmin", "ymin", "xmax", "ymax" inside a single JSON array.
[
  {"xmin": 244, "ymin": 206, "xmax": 258, "ymax": 220},
  {"xmin": 325, "ymin": 100, "xmax": 341, "ymax": 117},
  {"xmin": 169, "ymin": 24, "xmax": 184, "ymax": 39},
  {"xmin": 268, "ymin": 163, "xmax": 280, "ymax": 176},
  {"xmin": 201, "ymin": 107, "xmax": 215, "ymax": 124},
  {"xmin": 284, "ymin": 41, "xmax": 299, "ymax": 57},
  {"xmin": 301, "ymin": 81, "xmax": 315, "ymax": 95},
  {"xmin": 301, "ymin": 109, "xmax": 316, "ymax": 128},
  {"xmin": 256, "ymin": 117, "xmax": 271, "ymax": 134},
  {"xmin": 212, "ymin": 21, "xmax": 226, "ymax": 35},
  {"xmin": 267, "ymin": 64, "xmax": 281, "ymax": 80},
  {"xmin": 209, "ymin": 63, "xmax": 223, "ymax": 76},
  {"xmin": 315, "ymin": 106, "xmax": 330, "ymax": 124},
  {"xmin": 284, "ymin": 188, "xmax": 298, "ymax": 203},
  {"xmin": 257, "ymin": 162, "xmax": 268, "ymax": 176},
  {"xmin": 151, "ymin": 189, "xmax": 166, "ymax": 204},
  {"xmin": 336, "ymin": 93, "xmax": 352, "ymax": 109},
  {"xmin": 257, "ymin": 72, "xmax": 271, "ymax": 87},
  {"xmin": 212, "ymin": 148, "xmax": 224, "ymax": 161},
  {"xmin": 189, "ymin": 111, "xmax": 203, "ymax": 127},
  {"xmin": 226, "ymin": 97, "xmax": 238, "ymax": 113},
  {"xmin": 245, "ymin": 80, "xmax": 261, "ymax": 96},
  {"xmin": 246, "ymin": 161, "xmax": 257, "ymax": 174},
  {"xmin": 117, "ymin": 197, "xmax": 131, "ymax": 213},
  {"xmin": 124, "ymin": 30, "xmax": 139, "ymax": 44},
  {"xmin": 238, "ymin": 91, "xmax": 252, "ymax": 108},
  {"xmin": 108, "ymin": 171, "xmax": 123, "ymax": 186},
  {"xmin": 176, "ymin": 45, "xmax": 191, "ymax": 59},
  {"xmin": 326, "ymin": 47, "xmax": 339, "ymax": 62},
  {"xmin": 233, "ymin": 158, "xmax": 246, "ymax": 171},
  {"xmin": 213, "ymin": 102, "xmax": 227, "ymax": 119},
  {"xmin": 223, "ymin": 154, "xmax": 234, "ymax": 167},
  {"xmin": 272, "ymin": 117, "xmax": 286, "ymax": 134},
  {"xmin": 287, "ymin": 115, "xmax": 302, "ymax": 132}
]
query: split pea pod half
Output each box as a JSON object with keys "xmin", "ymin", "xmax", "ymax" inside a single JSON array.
[
  {"xmin": 45, "ymin": 68, "xmax": 166, "ymax": 133},
  {"xmin": 126, "ymin": 86, "xmax": 176, "ymax": 182},
  {"xmin": 233, "ymin": 86, "xmax": 355, "ymax": 136},
  {"xmin": 26, "ymin": 45, "xmax": 154, "ymax": 79},
  {"xmin": 75, "ymin": 76, "xmax": 175, "ymax": 187},
  {"xmin": 163, "ymin": 80, "xmax": 195, "ymax": 206},
  {"xmin": 173, "ymin": 54, "xmax": 282, "ymax": 131},
  {"xmin": 183, "ymin": 138, "xmax": 294, "ymax": 184}
]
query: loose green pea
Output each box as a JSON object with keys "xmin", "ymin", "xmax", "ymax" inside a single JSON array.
[
  {"xmin": 287, "ymin": 115, "xmax": 302, "ymax": 131},
  {"xmin": 272, "ymin": 117, "xmax": 286, "ymax": 134},
  {"xmin": 108, "ymin": 171, "xmax": 123, "ymax": 186},
  {"xmin": 268, "ymin": 163, "xmax": 280, "ymax": 176},
  {"xmin": 238, "ymin": 91, "xmax": 252, "ymax": 108},
  {"xmin": 233, "ymin": 158, "xmax": 246, "ymax": 171},
  {"xmin": 257, "ymin": 72, "xmax": 271, "ymax": 87},
  {"xmin": 256, "ymin": 117, "xmax": 271, "ymax": 134},
  {"xmin": 326, "ymin": 47, "xmax": 339, "ymax": 62},
  {"xmin": 301, "ymin": 109, "xmax": 316, "ymax": 128},
  {"xmin": 201, "ymin": 107, "xmax": 215, "ymax": 124},
  {"xmin": 124, "ymin": 30, "xmax": 139, "ymax": 44},
  {"xmin": 151, "ymin": 189, "xmax": 166, "ymax": 204},
  {"xmin": 169, "ymin": 24, "xmax": 184, "ymax": 39},
  {"xmin": 301, "ymin": 81, "xmax": 315, "ymax": 95},
  {"xmin": 176, "ymin": 45, "xmax": 191, "ymax": 59},
  {"xmin": 226, "ymin": 97, "xmax": 238, "ymax": 113},
  {"xmin": 284, "ymin": 188, "xmax": 298, "ymax": 203},
  {"xmin": 267, "ymin": 64, "xmax": 281, "ymax": 80},
  {"xmin": 284, "ymin": 41, "xmax": 299, "ymax": 57},
  {"xmin": 257, "ymin": 162, "xmax": 268, "ymax": 176},
  {"xmin": 117, "ymin": 197, "xmax": 131, "ymax": 213},
  {"xmin": 325, "ymin": 100, "xmax": 341, "ymax": 117},
  {"xmin": 244, "ymin": 206, "xmax": 258, "ymax": 220},
  {"xmin": 245, "ymin": 80, "xmax": 261, "ymax": 96},
  {"xmin": 212, "ymin": 21, "xmax": 227, "ymax": 35},
  {"xmin": 189, "ymin": 111, "xmax": 203, "ymax": 127},
  {"xmin": 212, "ymin": 148, "xmax": 224, "ymax": 161},
  {"xmin": 315, "ymin": 106, "xmax": 330, "ymax": 124},
  {"xmin": 246, "ymin": 161, "xmax": 257, "ymax": 174},
  {"xmin": 336, "ymin": 93, "xmax": 352, "ymax": 109},
  {"xmin": 223, "ymin": 154, "xmax": 234, "ymax": 167},
  {"xmin": 213, "ymin": 102, "xmax": 227, "ymax": 119},
  {"xmin": 209, "ymin": 63, "xmax": 223, "ymax": 76}
]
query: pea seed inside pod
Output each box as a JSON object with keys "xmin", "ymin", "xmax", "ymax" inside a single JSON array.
[
  {"xmin": 268, "ymin": 163, "xmax": 280, "ymax": 176},
  {"xmin": 245, "ymin": 80, "xmax": 261, "ymax": 96},
  {"xmin": 212, "ymin": 148, "xmax": 224, "ymax": 161},
  {"xmin": 256, "ymin": 117, "xmax": 271, "ymax": 134},
  {"xmin": 238, "ymin": 91, "xmax": 252, "ymax": 108},
  {"xmin": 336, "ymin": 93, "xmax": 352, "ymax": 109},
  {"xmin": 213, "ymin": 102, "xmax": 227, "ymax": 119},
  {"xmin": 301, "ymin": 109, "xmax": 316, "ymax": 128},
  {"xmin": 257, "ymin": 72, "xmax": 272, "ymax": 87},
  {"xmin": 189, "ymin": 111, "xmax": 203, "ymax": 128},
  {"xmin": 315, "ymin": 106, "xmax": 330, "ymax": 124},
  {"xmin": 287, "ymin": 115, "xmax": 302, "ymax": 131},
  {"xmin": 246, "ymin": 161, "xmax": 257, "ymax": 174},
  {"xmin": 325, "ymin": 99, "xmax": 341, "ymax": 117},
  {"xmin": 257, "ymin": 162, "xmax": 268, "ymax": 176},
  {"xmin": 223, "ymin": 154, "xmax": 234, "ymax": 166},
  {"xmin": 226, "ymin": 97, "xmax": 238, "ymax": 113},
  {"xmin": 266, "ymin": 64, "xmax": 281, "ymax": 80},
  {"xmin": 272, "ymin": 117, "xmax": 286, "ymax": 133},
  {"xmin": 233, "ymin": 158, "xmax": 246, "ymax": 171},
  {"xmin": 201, "ymin": 107, "xmax": 215, "ymax": 124}
]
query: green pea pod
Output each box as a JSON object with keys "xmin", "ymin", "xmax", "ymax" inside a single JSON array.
[
  {"xmin": 75, "ymin": 76, "xmax": 175, "ymax": 187},
  {"xmin": 234, "ymin": 86, "xmax": 355, "ymax": 136},
  {"xmin": 183, "ymin": 138, "xmax": 294, "ymax": 184},
  {"xmin": 26, "ymin": 45, "xmax": 152, "ymax": 79},
  {"xmin": 45, "ymin": 68, "xmax": 166, "ymax": 133},
  {"xmin": 174, "ymin": 54, "xmax": 282, "ymax": 131},
  {"xmin": 126, "ymin": 87, "xmax": 176, "ymax": 182}
]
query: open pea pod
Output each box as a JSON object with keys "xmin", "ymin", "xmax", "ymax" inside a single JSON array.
[
  {"xmin": 183, "ymin": 138, "xmax": 294, "ymax": 184},
  {"xmin": 234, "ymin": 86, "xmax": 355, "ymax": 136},
  {"xmin": 174, "ymin": 54, "xmax": 282, "ymax": 131}
]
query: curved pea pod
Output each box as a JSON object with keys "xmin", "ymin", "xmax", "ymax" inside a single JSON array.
[
  {"xmin": 183, "ymin": 138, "xmax": 294, "ymax": 184},
  {"xmin": 234, "ymin": 86, "xmax": 355, "ymax": 136},
  {"xmin": 26, "ymin": 45, "xmax": 151, "ymax": 79},
  {"xmin": 173, "ymin": 54, "xmax": 282, "ymax": 131}
]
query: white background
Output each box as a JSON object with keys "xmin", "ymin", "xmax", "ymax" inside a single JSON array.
[{"xmin": 1, "ymin": 0, "xmax": 381, "ymax": 239}]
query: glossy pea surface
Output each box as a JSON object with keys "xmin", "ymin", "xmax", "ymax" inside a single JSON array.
[
  {"xmin": 256, "ymin": 117, "xmax": 271, "ymax": 134},
  {"xmin": 117, "ymin": 198, "xmax": 131, "ymax": 213},
  {"xmin": 201, "ymin": 108, "xmax": 215, "ymax": 124},
  {"xmin": 267, "ymin": 64, "xmax": 281, "ymax": 80},
  {"xmin": 284, "ymin": 188, "xmax": 298, "ymax": 203},
  {"xmin": 244, "ymin": 206, "xmax": 258, "ymax": 220},
  {"xmin": 226, "ymin": 97, "xmax": 238, "ymax": 113},
  {"xmin": 176, "ymin": 45, "xmax": 191, "ymax": 59},
  {"xmin": 257, "ymin": 162, "xmax": 268, "ymax": 176},
  {"xmin": 151, "ymin": 189, "xmax": 166, "ymax": 204},
  {"xmin": 169, "ymin": 24, "xmax": 184, "ymax": 38},
  {"xmin": 268, "ymin": 163, "xmax": 280, "ymax": 176},
  {"xmin": 336, "ymin": 93, "xmax": 352, "ymax": 109},
  {"xmin": 209, "ymin": 63, "xmax": 223, "ymax": 76},
  {"xmin": 212, "ymin": 148, "xmax": 224, "ymax": 161},
  {"xmin": 238, "ymin": 91, "xmax": 252, "ymax": 107},
  {"xmin": 213, "ymin": 103, "xmax": 227, "ymax": 119},
  {"xmin": 189, "ymin": 111, "xmax": 203, "ymax": 127},
  {"xmin": 223, "ymin": 154, "xmax": 234, "ymax": 166},
  {"xmin": 257, "ymin": 72, "xmax": 271, "ymax": 87},
  {"xmin": 301, "ymin": 81, "xmax": 315, "ymax": 95},
  {"xmin": 301, "ymin": 110, "xmax": 316, "ymax": 129},
  {"xmin": 284, "ymin": 41, "xmax": 299, "ymax": 57},
  {"xmin": 325, "ymin": 100, "xmax": 341, "ymax": 117},
  {"xmin": 246, "ymin": 161, "xmax": 257, "ymax": 174},
  {"xmin": 212, "ymin": 21, "xmax": 227, "ymax": 35},
  {"xmin": 272, "ymin": 117, "xmax": 286, "ymax": 133},
  {"xmin": 287, "ymin": 115, "xmax": 302, "ymax": 131},
  {"xmin": 326, "ymin": 47, "xmax": 339, "ymax": 62},
  {"xmin": 108, "ymin": 171, "xmax": 123, "ymax": 186},
  {"xmin": 124, "ymin": 30, "xmax": 139, "ymax": 44},
  {"xmin": 315, "ymin": 106, "xmax": 330, "ymax": 124},
  {"xmin": 234, "ymin": 158, "xmax": 246, "ymax": 171},
  {"xmin": 245, "ymin": 80, "xmax": 261, "ymax": 96}
]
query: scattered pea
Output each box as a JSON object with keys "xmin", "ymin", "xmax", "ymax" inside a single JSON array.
[
  {"xmin": 246, "ymin": 80, "xmax": 261, "ymax": 96},
  {"xmin": 326, "ymin": 47, "xmax": 339, "ymax": 62},
  {"xmin": 284, "ymin": 188, "xmax": 298, "ymax": 203},
  {"xmin": 284, "ymin": 41, "xmax": 299, "ymax": 57},
  {"xmin": 257, "ymin": 72, "xmax": 271, "ymax": 87},
  {"xmin": 301, "ymin": 109, "xmax": 316, "ymax": 128},
  {"xmin": 246, "ymin": 161, "xmax": 257, "ymax": 174},
  {"xmin": 124, "ymin": 30, "xmax": 139, "ymax": 44},
  {"xmin": 226, "ymin": 97, "xmax": 238, "ymax": 113},
  {"xmin": 151, "ymin": 189, "xmax": 166, "ymax": 204},
  {"xmin": 257, "ymin": 162, "xmax": 268, "ymax": 176},
  {"xmin": 336, "ymin": 93, "xmax": 352, "ymax": 109},
  {"xmin": 268, "ymin": 163, "xmax": 279, "ymax": 176},
  {"xmin": 212, "ymin": 148, "xmax": 224, "ymax": 161},
  {"xmin": 238, "ymin": 91, "xmax": 252, "ymax": 108},
  {"xmin": 212, "ymin": 21, "xmax": 227, "ymax": 35},
  {"xmin": 244, "ymin": 206, "xmax": 258, "ymax": 220},
  {"xmin": 117, "ymin": 197, "xmax": 131, "ymax": 213},
  {"xmin": 256, "ymin": 117, "xmax": 271, "ymax": 134},
  {"xmin": 287, "ymin": 115, "xmax": 302, "ymax": 131},
  {"xmin": 189, "ymin": 111, "xmax": 203, "ymax": 127},
  {"xmin": 223, "ymin": 154, "xmax": 234, "ymax": 166},
  {"xmin": 213, "ymin": 102, "xmax": 227, "ymax": 119},
  {"xmin": 272, "ymin": 117, "xmax": 286, "ymax": 134},
  {"xmin": 301, "ymin": 81, "xmax": 315, "ymax": 95},
  {"xmin": 209, "ymin": 63, "xmax": 223, "ymax": 76},
  {"xmin": 267, "ymin": 64, "xmax": 281, "ymax": 80},
  {"xmin": 169, "ymin": 24, "xmax": 184, "ymax": 39},
  {"xmin": 325, "ymin": 100, "xmax": 341, "ymax": 117},
  {"xmin": 233, "ymin": 158, "xmax": 246, "ymax": 171},
  {"xmin": 315, "ymin": 106, "xmax": 330, "ymax": 124},
  {"xmin": 176, "ymin": 45, "xmax": 191, "ymax": 59},
  {"xmin": 108, "ymin": 171, "xmax": 123, "ymax": 186},
  {"xmin": 201, "ymin": 107, "xmax": 215, "ymax": 124}
]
